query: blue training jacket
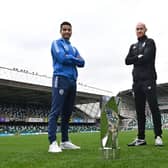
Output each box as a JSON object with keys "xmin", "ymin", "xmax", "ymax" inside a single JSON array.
[{"xmin": 51, "ymin": 38, "xmax": 85, "ymax": 81}]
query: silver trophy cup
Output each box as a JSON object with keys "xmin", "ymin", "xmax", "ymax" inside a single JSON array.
[{"xmin": 100, "ymin": 96, "xmax": 120, "ymax": 159}]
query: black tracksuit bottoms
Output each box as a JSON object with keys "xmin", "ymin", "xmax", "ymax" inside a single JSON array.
[{"xmin": 133, "ymin": 80, "xmax": 162, "ymax": 139}]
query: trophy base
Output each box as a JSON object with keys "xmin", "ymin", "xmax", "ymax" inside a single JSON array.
[{"xmin": 102, "ymin": 147, "xmax": 120, "ymax": 160}]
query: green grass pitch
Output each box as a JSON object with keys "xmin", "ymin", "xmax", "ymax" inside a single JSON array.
[{"xmin": 0, "ymin": 130, "xmax": 168, "ymax": 168}]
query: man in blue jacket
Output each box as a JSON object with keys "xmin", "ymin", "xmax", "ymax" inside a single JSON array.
[{"xmin": 48, "ymin": 21, "xmax": 85, "ymax": 153}]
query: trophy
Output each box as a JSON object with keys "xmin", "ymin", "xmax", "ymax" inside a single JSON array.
[{"xmin": 100, "ymin": 96, "xmax": 120, "ymax": 159}]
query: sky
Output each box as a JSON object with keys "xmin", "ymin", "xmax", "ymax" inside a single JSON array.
[{"xmin": 0, "ymin": 0, "xmax": 168, "ymax": 95}]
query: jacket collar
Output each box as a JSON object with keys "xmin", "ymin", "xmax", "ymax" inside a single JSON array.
[
  {"xmin": 60, "ymin": 38, "xmax": 71, "ymax": 44},
  {"xmin": 138, "ymin": 35, "xmax": 147, "ymax": 42}
]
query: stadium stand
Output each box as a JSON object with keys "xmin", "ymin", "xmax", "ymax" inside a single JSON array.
[
  {"xmin": 118, "ymin": 85, "xmax": 168, "ymax": 130},
  {"xmin": 2, "ymin": 66, "xmax": 168, "ymax": 135},
  {"xmin": 0, "ymin": 66, "xmax": 107, "ymax": 135}
]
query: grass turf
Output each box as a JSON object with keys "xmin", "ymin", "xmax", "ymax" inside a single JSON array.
[{"xmin": 0, "ymin": 130, "xmax": 168, "ymax": 168}]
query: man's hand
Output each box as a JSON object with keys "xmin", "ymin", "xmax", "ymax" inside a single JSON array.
[
  {"xmin": 77, "ymin": 55, "xmax": 82, "ymax": 59},
  {"xmin": 138, "ymin": 54, "xmax": 143, "ymax": 58}
]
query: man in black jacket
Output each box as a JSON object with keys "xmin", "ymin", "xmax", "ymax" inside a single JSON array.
[{"xmin": 125, "ymin": 22, "xmax": 163, "ymax": 146}]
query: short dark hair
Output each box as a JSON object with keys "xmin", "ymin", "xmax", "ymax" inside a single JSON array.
[{"xmin": 60, "ymin": 21, "xmax": 72, "ymax": 30}]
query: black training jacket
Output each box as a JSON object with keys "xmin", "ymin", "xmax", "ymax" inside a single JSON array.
[{"xmin": 125, "ymin": 35, "xmax": 157, "ymax": 82}]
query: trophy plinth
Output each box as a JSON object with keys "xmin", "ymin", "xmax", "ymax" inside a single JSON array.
[
  {"xmin": 102, "ymin": 147, "xmax": 120, "ymax": 160},
  {"xmin": 100, "ymin": 96, "xmax": 120, "ymax": 160}
]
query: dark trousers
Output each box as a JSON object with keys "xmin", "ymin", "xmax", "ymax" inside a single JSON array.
[
  {"xmin": 133, "ymin": 80, "xmax": 162, "ymax": 139},
  {"xmin": 48, "ymin": 75, "xmax": 76, "ymax": 144}
]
